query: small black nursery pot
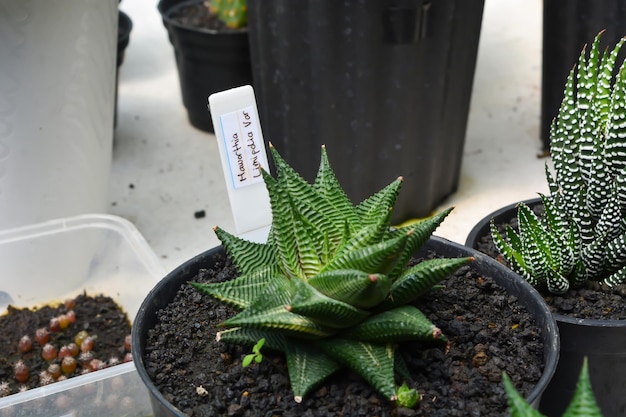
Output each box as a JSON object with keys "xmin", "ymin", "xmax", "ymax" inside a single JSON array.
[
  {"xmin": 466, "ymin": 199, "xmax": 626, "ymax": 417},
  {"xmin": 158, "ymin": 0, "xmax": 253, "ymax": 133}
]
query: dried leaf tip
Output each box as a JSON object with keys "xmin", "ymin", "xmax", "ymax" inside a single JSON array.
[{"xmin": 433, "ymin": 327, "xmax": 443, "ymax": 339}]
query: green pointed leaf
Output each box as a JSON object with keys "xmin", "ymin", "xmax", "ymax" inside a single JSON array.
[
  {"xmin": 222, "ymin": 275, "xmax": 333, "ymax": 338},
  {"xmin": 214, "ymin": 226, "xmax": 278, "ymax": 275},
  {"xmin": 503, "ymin": 372, "xmax": 546, "ymax": 417},
  {"xmin": 355, "ymin": 177, "xmax": 403, "ymax": 228},
  {"xmin": 289, "ymin": 278, "xmax": 370, "ymax": 328},
  {"xmin": 190, "ymin": 266, "xmax": 278, "ymax": 309},
  {"xmin": 517, "ymin": 203, "xmax": 569, "ymax": 290},
  {"xmin": 284, "ymin": 340, "xmax": 342, "ymax": 403},
  {"xmin": 312, "ymin": 145, "xmax": 360, "ymax": 229},
  {"xmin": 594, "ymin": 188, "xmax": 623, "ymax": 243},
  {"xmin": 378, "ymin": 257, "xmax": 472, "ymax": 310},
  {"xmin": 490, "ymin": 220, "xmax": 532, "ymax": 281},
  {"xmin": 605, "ymin": 232, "xmax": 626, "ymax": 271},
  {"xmin": 307, "ymin": 269, "xmax": 391, "ymax": 309},
  {"xmin": 562, "ymin": 358, "xmax": 603, "ymax": 417},
  {"xmin": 344, "ymin": 306, "xmax": 445, "ymax": 343},
  {"xmin": 321, "ymin": 230, "xmax": 409, "ymax": 275},
  {"xmin": 317, "ymin": 339, "xmax": 397, "ymax": 400},
  {"xmin": 602, "ymin": 265, "xmax": 626, "ymax": 287},
  {"xmin": 332, "ymin": 207, "xmax": 393, "ymax": 260},
  {"xmin": 263, "ymin": 169, "xmax": 323, "ymax": 279},
  {"xmin": 388, "ymin": 207, "xmax": 454, "ymax": 279},
  {"xmin": 269, "ymin": 145, "xmax": 348, "ymax": 245}
]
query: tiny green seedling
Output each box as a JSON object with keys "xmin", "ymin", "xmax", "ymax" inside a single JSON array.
[
  {"xmin": 396, "ymin": 382, "xmax": 420, "ymax": 408},
  {"xmin": 242, "ymin": 338, "xmax": 265, "ymax": 368}
]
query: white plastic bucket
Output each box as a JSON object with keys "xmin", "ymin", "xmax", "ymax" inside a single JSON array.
[{"xmin": 0, "ymin": 0, "xmax": 118, "ymax": 229}]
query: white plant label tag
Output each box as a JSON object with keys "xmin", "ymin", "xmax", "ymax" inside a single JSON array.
[
  {"xmin": 219, "ymin": 106, "xmax": 268, "ymax": 189},
  {"xmin": 209, "ymin": 86, "xmax": 271, "ymax": 242}
]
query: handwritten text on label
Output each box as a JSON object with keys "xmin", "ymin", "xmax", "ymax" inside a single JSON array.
[{"xmin": 220, "ymin": 106, "xmax": 268, "ymax": 189}]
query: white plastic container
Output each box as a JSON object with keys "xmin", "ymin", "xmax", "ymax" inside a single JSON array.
[
  {"xmin": 0, "ymin": 214, "xmax": 166, "ymax": 417},
  {"xmin": 0, "ymin": 0, "xmax": 118, "ymax": 230}
]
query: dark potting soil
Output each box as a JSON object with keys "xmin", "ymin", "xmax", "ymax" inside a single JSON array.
[
  {"xmin": 144, "ymin": 251, "xmax": 545, "ymax": 417},
  {"xmin": 478, "ymin": 207, "xmax": 626, "ymax": 321},
  {"xmin": 168, "ymin": 2, "xmax": 239, "ymax": 32},
  {"xmin": 0, "ymin": 293, "xmax": 132, "ymax": 397}
]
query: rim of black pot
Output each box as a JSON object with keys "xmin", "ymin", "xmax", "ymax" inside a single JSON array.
[
  {"xmin": 464, "ymin": 197, "xmax": 542, "ymax": 249},
  {"xmin": 118, "ymin": 11, "xmax": 133, "ymax": 47},
  {"xmin": 157, "ymin": 0, "xmax": 248, "ymax": 35},
  {"xmin": 132, "ymin": 236, "xmax": 559, "ymax": 414},
  {"xmin": 465, "ymin": 197, "xmax": 626, "ymax": 328},
  {"xmin": 132, "ymin": 245, "xmax": 226, "ymax": 417}
]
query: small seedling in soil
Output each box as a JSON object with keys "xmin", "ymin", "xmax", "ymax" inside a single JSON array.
[
  {"xmin": 242, "ymin": 338, "xmax": 265, "ymax": 368},
  {"xmin": 396, "ymin": 383, "xmax": 420, "ymax": 409}
]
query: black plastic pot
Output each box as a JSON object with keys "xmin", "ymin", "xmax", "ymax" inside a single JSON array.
[
  {"xmin": 132, "ymin": 236, "xmax": 559, "ymax": 417},
  {"xmin": 464, "ymin": 198, "xmax": 542, "ymax": 254},
  {"xmin": 247, "ymin": 0, "xmax": 484, "ymax": 222},
  {"xmin": 115, "ymin": 10, "xmax": 133, "ymax": 128},
  {"xmin": 466, "ymin": 199, "xmax": 626, "ymax": 417},
  {"xmin": 541, "ymin": 0, "xmax": 626, "ymax": 151},
  {"xmin": 158, "ymin": 0, "xmax": 253, "ymax": 133}
]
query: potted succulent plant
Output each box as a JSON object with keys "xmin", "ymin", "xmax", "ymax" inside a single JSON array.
[
  {"xmin": 157, "ymin": 0, "xmax": 252, "ymax": 132},
  {"xmin": 504, "ymin": 359, "xmax": 603, "ymax": 417},
  {"xmin": 133, "ymin": 145, "xmax": 559, "ymax": 416},
  {"xmin": 466, "ymin": 32, "xmax": 626, "ymax": 417}
]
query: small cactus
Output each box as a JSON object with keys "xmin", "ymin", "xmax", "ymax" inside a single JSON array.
[{"xmin": 208, "ymin": 0, "xmax": 247, "ymax": 29}]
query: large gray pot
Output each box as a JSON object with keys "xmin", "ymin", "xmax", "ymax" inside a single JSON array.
[{"xmin": 247, "ymin": 0, "xmax": 484, "ymax": 222}]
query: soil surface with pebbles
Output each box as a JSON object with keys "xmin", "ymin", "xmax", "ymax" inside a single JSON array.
[
  {"xmin": 0, "ymin": 294, "xmax": 132, "ymax": 396},
  {"xmin": 144, "ymin": 251, "xmax": 545, "ymax": 417}
]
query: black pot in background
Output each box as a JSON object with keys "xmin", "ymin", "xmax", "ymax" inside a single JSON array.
[
  {"xmin": 541, "ymin": 0, "xmax": 626, "ymax": 151},
  {"xmin": 466, "ymin": 199, "xmax": 626, "ymax": 417},
  {"xmin": 247, "ymin": 0, "xmax": 484, "ymax": 222},
  {"xmin": 158, "ymin": 0, "xmax": 253, "ymax": 133},
  {"xmin": 115, "ymin": 10, "xmax": 133, "ymax": 128},
  {"xmin": 132, "ymin": 236, "xmax": 559, "ymax": 417}
]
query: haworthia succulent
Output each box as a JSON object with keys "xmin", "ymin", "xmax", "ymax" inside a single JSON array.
[
  {"xmin": 193, "ymin": 144, "xmax": 469, "ymax": 404},
  {"xmin": 492, "ymin": 32, "xmax": 626, "ymax": 293}
]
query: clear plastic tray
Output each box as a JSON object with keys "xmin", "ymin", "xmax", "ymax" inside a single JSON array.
[{"xmin": 0, "ymin": 214, "xmax": 166, "ymax": 416}]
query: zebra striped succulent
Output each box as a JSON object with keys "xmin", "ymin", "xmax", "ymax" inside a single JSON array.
[
  {"xmin": 192, "ymin": 144, "xmax": 471, "ymax": 405},
  {"xmin": 491, "ymin": 32, "xmax": 626, "ymax": 294}
]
